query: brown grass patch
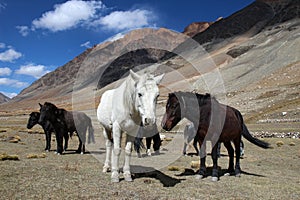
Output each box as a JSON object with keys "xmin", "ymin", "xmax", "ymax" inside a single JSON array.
[
  {"xmin": 0, "ymin": 153, "xmax": 19, "ymax": 161},
  {"xmin": 27, "ymin": 153, "xmax": 47, "ymax": 159},
  {"xmin": 276, "ymin": 141, "xmax": 284, "ymax": 147}
]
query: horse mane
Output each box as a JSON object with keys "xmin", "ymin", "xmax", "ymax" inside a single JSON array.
[{"xmin": 171, "ymin": 91, "xmax": 218, "ymax": 106}]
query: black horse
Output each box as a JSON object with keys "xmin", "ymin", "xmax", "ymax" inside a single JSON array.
[
  {"xmin": 162, "ymin": 92, "xmax": 270, "ymax": 181},
  {"xmin": 39, "ymin": 102, "xmax": 95, "ymax": 154},
  {"xmin": 27, "ymin": 112, "xmax": 59, "ymax": 151},
  {"xmin": 134, "ymin": 124, "xmax": 161, "ymax": 157}
]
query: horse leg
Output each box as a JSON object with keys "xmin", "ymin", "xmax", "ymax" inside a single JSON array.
[
  {"xmin": 146, "ymin": 136, "xmax": 152, "ymax": 156},
  {"xmin": 240, "ymin": 140, "xmax": 245, "ymax": 158},
  {"xmin": 211, "ymin": 142, "xmax": 219, "ymax": 181},
  {"xmin": 111, "ymin": 122, "xmax": 121, "ymax": 182},
  {"xmin": 123, "ymin": 135, "xmax": 134, "ymax": 182},
  {"xmin": 233, "ymin": 138, "xmax": 242, "ymax": 177},
  {"xmin": 183, "ymin": 142, "xmax": 188, "ymax": 155},
  {"xmin": 134, "ymin": 137, "xmax": 142, "ymax": 158},
  {"xmin": 45, "ymin": 131, "xmax": 51, "ymax": 152},
  {"xmin": 152, "ymin": 132, "xmax": 161, "ymax": 155},
  {"xmin": 103, "ymin": 128, "xmax": 112, "ymax": 173},
  {"xmin": 193, "ymin": 139, "xmax": 199, "ymax": 156},
  {"xmin": 56, "ymin": 130, "xmax": 64, "ymax": 155},
  {"xmin": 196, "ymin": 140, "xmax": 206, "ymax": 179},
  {"xmin": 79, "ymin": 129, "xmax": 87, "ymax": 154},
  {"xmin": 63, "ymin": 132, "xmax": 69, "ymax": 152},
  {"xmin": 217, "ymin": 142, "xmax": 221, "ymax": 158},
  {"xmin": 223, "ymin": 141, "xmax": 234, "ymax": 176},
  {"xmin": 76, "ymin": 134, "xmax": 83, "ymax": 154}
]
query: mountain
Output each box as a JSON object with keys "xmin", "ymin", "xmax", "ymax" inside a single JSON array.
[
  {"xmin": 1, "ymin": 0, "xmax": 299, "ymax": 131},
  {"xmin": 192, "ymin": 0, "xmax": 299, "ymax": 47},
  {"xmin": 0, "ymin": 93, "xmax": 10, "ymax": 104}
]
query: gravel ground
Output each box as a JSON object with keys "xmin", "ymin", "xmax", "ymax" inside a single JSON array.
[{"xmin": 0, "ymin": 125, "xmax": 299, "ymax": 200}]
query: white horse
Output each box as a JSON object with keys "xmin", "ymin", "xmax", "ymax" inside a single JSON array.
[{"xmin": 97, "ymin": 70, "xmax": 164, "ymax": 182}]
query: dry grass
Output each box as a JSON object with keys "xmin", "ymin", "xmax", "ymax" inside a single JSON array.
[
  {"xmin": 26, "ymin": 153, "xmax": 47, "ymax": 159},
  {"xmin": 0, "ymin": 153, "xmax": 19, "ymax": 161},
  {"xmin": 0, "ymin": 117, "xmax": 299, "ymax": 199}
]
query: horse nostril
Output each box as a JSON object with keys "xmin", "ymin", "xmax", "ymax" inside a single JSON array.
[{"xmin": 144, "ymin": 118, "xmax": 149, "ymax": 126}]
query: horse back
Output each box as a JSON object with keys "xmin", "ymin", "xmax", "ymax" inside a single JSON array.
[
  {"xmin": 197, "ymin": 101, "xmax": 242, "ymax": 142},
  {"xmin": 97, "ymin": 89, "xmax": 114, "ymax": 129}
]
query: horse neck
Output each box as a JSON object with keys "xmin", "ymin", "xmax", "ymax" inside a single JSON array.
[
  {"xmin": 122, "ymin": 77, "xmax": 139, "ymax": 115},
  {"xmin": 179, "ymin": 93, "xmax": 208, "ymax": 125}
]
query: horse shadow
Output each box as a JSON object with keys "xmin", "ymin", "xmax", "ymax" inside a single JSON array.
[
  {"xmin": 130, "ymin": 165, "xmax": 185, "ymax": 187},
  {"xmin": 175, "ymin": 167, "xmax": 266, "ymax": 178}
]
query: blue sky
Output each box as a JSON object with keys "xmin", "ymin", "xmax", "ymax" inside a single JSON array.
[{"xmin": 0, "ymin": 0, "xmax": 254, "ymax": 98}]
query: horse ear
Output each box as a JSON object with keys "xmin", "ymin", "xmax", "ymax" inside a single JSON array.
[
  {"xmin": 39, "ymin": 103, "xmax": 43, "ymax": 108},
  {"xmin": 129, "ymin": 69, "xmax": 140, "ymax": 82},
  {"xmin": 154, "ymin": 73, "xmax": 164, "ymax": 84}
]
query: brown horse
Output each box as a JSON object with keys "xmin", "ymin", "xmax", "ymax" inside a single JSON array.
[{"xmin": 162, "ymin": 92, "xmax": 270, "ymax": 181}]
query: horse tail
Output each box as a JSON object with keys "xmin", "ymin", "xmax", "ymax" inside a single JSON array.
[
  {"xmin": 234, "ymin": 108, "xmax": 270, "ymax": 149},
  {"xmin": 87, "ymin": 118, "xmax": 95, "ymax": 144}
]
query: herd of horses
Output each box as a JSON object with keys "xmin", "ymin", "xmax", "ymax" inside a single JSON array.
[{"xmin": 27, "ymin": 70, "xmax": 270, "ymax": 183}]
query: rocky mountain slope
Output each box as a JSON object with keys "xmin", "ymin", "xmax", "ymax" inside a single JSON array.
[
  {"xmin": 0, "ymin": 93, "xmax": 10, "ymax": 104},
  {"xmin": 0, "ymin": 0, "xmax": 299, "ymax": 134}
]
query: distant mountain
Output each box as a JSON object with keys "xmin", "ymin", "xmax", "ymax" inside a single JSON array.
[
  {"xmin": 0, "ymin": 93, "xmax": 10, "ymax": 104},
  {"xmin": 13, "ymin": 28, "xmax": 186, "ymax": 102},
  {"xmin": 193, "ymin": 0, "xmax": 299, "ymax": 47}
]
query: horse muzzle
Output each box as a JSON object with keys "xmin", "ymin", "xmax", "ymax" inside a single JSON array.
[{"xmin": 142, "ymin": 117, "xmax": 155, "ymax": 127}]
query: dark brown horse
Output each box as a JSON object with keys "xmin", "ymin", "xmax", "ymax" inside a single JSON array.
[
  {"xmin": 27, "ymin": 112, "xmax": 56, "ymax": 151},
  {"xmin": 162, "ymin": 92, "xmax": 270, "ymax": 181},
  {"xmin": 39, "ymin": 102, "xmax": 95, "ymax": 155}
]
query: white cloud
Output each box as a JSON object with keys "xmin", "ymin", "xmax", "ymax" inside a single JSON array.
[
  {"xmin": 0, "ymin": 2, "xmax": 6, "ymax": 12},
  {"xmin": 0, "ymin": 43, "xmax": 5, "ymax": 49},
  {"xmin": 32, "ymin": 0, "xmax": 104, "ymax": 32},
  {"xmin": 0, "ymin": 49, "xmax": 22, "ymax": 62},
  {"xmin": 0, "ymin": 78, "xmax": 29, "ymax": 88},
  {"xmin": 98, "ymin": 9, "xmax": 154, "ymax": 31},
  {"xmin": 0, "ymin": 91, "xmax": 17, "ymax": 98},
  {"xmin": 16, "ymin": 26, "xmax": 30, "ymax": 37},
  {"xmin": 0, "ymin": 67, "xmax": 12, "ymax": 76},
  {"xmin": 15, "ymin": 64, "xmax": 50, "ymax": 79},
  {"xmin": 80, "ymin": 41, "xmax": 91, "ymax": 48}
]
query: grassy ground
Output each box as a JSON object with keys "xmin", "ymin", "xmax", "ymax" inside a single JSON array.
[{"xmin": 0, "ymin": 120, "xmax": 299, "ymax": 200}]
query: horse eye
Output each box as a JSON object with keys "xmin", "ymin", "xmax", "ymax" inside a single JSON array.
[
  {"xmin": 138, "ymin": 93, "xmax": 142, "ymax": 97},
  {"xmin": 172, "ymin": 104, "xmax": 177, "ymax": 109}
]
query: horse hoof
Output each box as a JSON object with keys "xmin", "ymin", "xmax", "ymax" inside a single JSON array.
[
  {"xmin": 211, "ymin": 177, "xmax": 218, "ymax": 182},
  {"xmin": 45, "ymin": 150, "xmax": 49, "ymax": 152},
  {"xmin": 111, "ymin": 171, "xmax": 119, "ymax": 183},
  {"xmin": 195, "ymin": 174, "xmax": 204, "ymax": 180},
  {"xmin": 146, "ymin": 149, "xmax": 152, "ymax": 156},
  {"xmin": 224, "ymin": 172, "xmax": 231, "ymax": 176},
  {"xmin": 137, "ymin": 153, "xmax": 142, "ymax": 158},
  {"xmin": 235, "ymin": 173, "xmax": 241, "ymax": 177},
  {"xmin": 102, "ymin": 166, "xmax": 110, "ymax": 173},
  {"xmin": 54, "ymin": 151, "xmax": 57, "ymax": 154},
  {"xmin": 111, "ymin": 177, "xmax": 120, "ymax": 183},
  {"xmin": 80, "ymin": 152, "xmax": 84, "ymax": 155},
  {"xmin": 124, "ymin": 173, "xmax": 133, "ymax": 182}
]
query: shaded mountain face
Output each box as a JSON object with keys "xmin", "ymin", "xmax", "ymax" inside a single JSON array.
[
  {"xmin": 193, "ymin": 0, "xmax": 299, "ymax": 47},
  {"xmin": 97, "ymin": 48, "xmax": 170, "ymax": 89},
  {"xmin": 0, "ymin": 93, "xmax": 10, "ymax": 104}
]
